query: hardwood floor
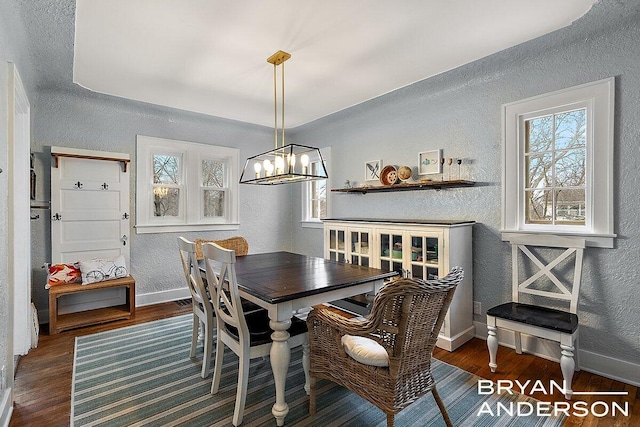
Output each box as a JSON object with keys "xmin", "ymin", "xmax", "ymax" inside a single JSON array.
[{"xmin": 10, "ymin": 302, "xmax": 638, "ymax": 426}]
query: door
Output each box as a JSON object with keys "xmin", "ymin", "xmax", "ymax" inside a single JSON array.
[
  {"xmin": 51, "ymin": 147, "xmax": 130, "ymax": 313},
  {"xmin": 405, "ymin": 232, "xmax": 443, "ymax": 280}
]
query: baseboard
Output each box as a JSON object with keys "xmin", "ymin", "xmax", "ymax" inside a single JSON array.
[
  {"xmin": 135, "ymin": 287, "xmax": 191, "ymax": 307},
  {"xmin": 0, "ymin": 389, "xmax": 13, "ymax": 427},
  {"xmin": 437, "ymin": 325, "xmax": 475, "ymax": 352},
  {"xmin": 579, "ymin": 349, "xmax": 640, "ymax": 387},
  {"xmin": 473, "ymin": 320, "xmax": 640, "ymax": 387}
]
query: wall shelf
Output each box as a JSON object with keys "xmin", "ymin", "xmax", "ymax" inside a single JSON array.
[{"xmin": 331, "ymin": 180, "xmax": 476, "ymax": 194}]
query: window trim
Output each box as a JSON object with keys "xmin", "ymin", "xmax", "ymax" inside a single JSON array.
[
  {"xmin": 135, "ymin": 135, "xmax": 239, "ymax": 234},
  {"xmin": 501, "ymin": 78, "xmax": 615, "ymax": 248},
  {"xmin": 301, "ymin": 147, "xmax": 330, "ymax": 228}
]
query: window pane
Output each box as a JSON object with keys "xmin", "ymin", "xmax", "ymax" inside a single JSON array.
[
  {"xmin": 555, "ymin": 189, "xmax": 585, "ymax": 225},
  {"xmin": 153, "ymin": 155, "xmax": 180, "ymax": 184},
  {"xmin": 525, "ymin": 107, "xmax": 587, "ymax": 227},
  {"xmin": 202, "ymin": 160, "xmax": 224, "ymax": 187},
  {"xmin": 525, "ymin": 115, "xmax": 553, "ymax": 153},
  {"xmin": 525, "ymin": 189, "xmax": 552, "ymax": 224},
  {"xmin": 153, "ymin": 188, "xmax": 180, "ymax": 217},
  {"xmin": 525, "ymin": 153, "xmax": 553, "ymax": 189},
  {"xmin": 203, "ymin": 190, "xmax": 224, "ymax": 217},
  {"xmin": 555, "ymin": 149, "xmax": 585, "ymax": 187},
  {"xmin": 555, "ymin": 109, "xmax": 586, "ymax": 150}
]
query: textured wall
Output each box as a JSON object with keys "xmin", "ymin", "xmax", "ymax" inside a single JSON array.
[
  {"xmin": 30, "ymin": 90, "xmax": 295, "ymax": 311},
  {"xmin": 0, "ymin": 0, "xmax": 37, "ymax": 394},
  {"xmin": 291, "ymin": 7, "xmax": 640, "ymax": 368}
]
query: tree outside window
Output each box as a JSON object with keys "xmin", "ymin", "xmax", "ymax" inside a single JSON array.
[
  {"xmin": 202, "ymin": 159, "xmax": 225, "ymax": 218},
  {"xmin": 525, "ymin": 109, "xmax": 586, "ymax": 225},
  {"xmin": 153, "ymin": 154, "xmax": 180, "ymax": 217}
]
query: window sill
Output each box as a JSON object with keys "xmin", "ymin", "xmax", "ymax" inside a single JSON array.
[
  {"xmin": 135, "ymin": 223, "xmax": 240, "ymax": 234},
  {"xmin": 300, "ymin": 220, "xmax": 324, "ymax": 229},
  {"xmin": 501, "ymin": 230, "xmax": 615, "ymax": 248}
]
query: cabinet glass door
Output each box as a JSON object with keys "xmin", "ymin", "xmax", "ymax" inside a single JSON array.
[
  {"xmin": 328, "ymin": 229, "xmax": 346, "ymax": 262},
  {"xmin": 379, "ymin": 231, "xmax": 403, "ymax": 275},
  {"xmin": 409, "ymin": 234, "xmax": 441, "ymax": 280},
  {"xmin": 350, "ymin": 230, "xmax": 370, "ymax": 267}
]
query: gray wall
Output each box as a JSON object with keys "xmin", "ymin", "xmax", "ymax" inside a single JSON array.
[
  {"xmin": 30, "ymin": 90, "xmax": 295, "ymax": 311},
  {"xmin": 0, "ymin": 0, "xmax": 37, "ymax": 395},
  {"xmin": 291, "ymin": 8, "xmax": 640, "ymax": 371}
]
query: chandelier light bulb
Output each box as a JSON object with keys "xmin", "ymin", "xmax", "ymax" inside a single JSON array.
[{"xmin": 301, "ymin": 154, "xmax": 310, "ymax": 174}]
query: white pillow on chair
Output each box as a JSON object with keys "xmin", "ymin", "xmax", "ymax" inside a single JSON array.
[{"xmin": 341, "ymin": 335, "xmax": 390, "ymax": 367}]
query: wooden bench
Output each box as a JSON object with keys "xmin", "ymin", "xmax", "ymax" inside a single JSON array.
[{"xmin": 48, "ymin": 276, "xmax": 135, "ymax": 334}]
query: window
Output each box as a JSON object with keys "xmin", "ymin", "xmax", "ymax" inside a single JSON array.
[
  {"xmin": 136, "ymin": 135, "xmax": 239, "ymax": 233},
  {"xmin": 502, "ymin": 78, "xmax": 615, "ymax": 248},
  {"xmin": 302, "ymin": 147, "xmax": 330, "ymax": 228}
]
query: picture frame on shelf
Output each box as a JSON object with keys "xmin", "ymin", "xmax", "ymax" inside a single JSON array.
[
  {"xmin": 365, "ymin": 160, "xmax": 382, "ymax": 181},
  {"xmin": 418, "ymin": 149, "xmax": 442, "ymax": 175}
]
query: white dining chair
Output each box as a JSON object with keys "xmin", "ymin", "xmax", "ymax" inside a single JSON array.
[
  {"xmin": 486, "ymin": 234, "xmax": 585, "ymax": 399},
  {"xmin": 202, "ymin": 242, "xmax": 310, "ymax": 427},
  {"xmin": 177, "ymin": 237, "xmax": 215, "ymax": 379}
]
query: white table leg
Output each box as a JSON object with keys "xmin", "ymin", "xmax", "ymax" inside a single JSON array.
[{"xmin": 269, "ymin": 317, "xmax": 291, "ymax": 426}]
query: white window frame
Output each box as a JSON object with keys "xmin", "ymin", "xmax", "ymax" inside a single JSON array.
[
  {"xmin": 301, "ymin": 147, "xmax": 330, "ymax": 228},
  {"xmin": 135, "ymin": 135, "xmax": 239, "ymax": 234},
  {"xmin": 502, "ymin": 78, "xmax": 615, "ymax": 248}
]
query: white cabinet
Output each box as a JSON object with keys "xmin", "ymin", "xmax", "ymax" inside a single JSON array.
[{"xmin": 324, "ymin": 219, "xmax": 474, "ymax": 351}]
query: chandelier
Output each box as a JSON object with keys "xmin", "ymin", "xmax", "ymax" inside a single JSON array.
[{"xmin": 240, "ymin": 50, "xmax": 328, "ymax": 185}]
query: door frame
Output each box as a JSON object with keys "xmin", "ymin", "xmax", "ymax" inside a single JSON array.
[{"xmin": 8, "ymin": 62, "xmax": 32, "ymax": 357}]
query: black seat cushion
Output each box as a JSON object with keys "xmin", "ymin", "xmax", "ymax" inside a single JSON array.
[
  {"xmin": 224, "ymin": 309, "xmax": 308, "ymax": 347},
  {"xmin": 487, "ymin": 302, "xmax": 578, "ymax": 334}
]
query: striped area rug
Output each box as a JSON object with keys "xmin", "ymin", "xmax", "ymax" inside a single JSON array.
[{"xmin": 72, "ymin": 315, "xmax": 564, "ymax": 427}]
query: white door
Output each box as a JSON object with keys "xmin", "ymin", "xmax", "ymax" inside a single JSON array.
[
  {"xmin": 9, "ymin": 63, "xmax": 31, "ymax": 356},
  {"xmin": 51, "ymin": 147, "xmax": 130, "ymax": 313}
]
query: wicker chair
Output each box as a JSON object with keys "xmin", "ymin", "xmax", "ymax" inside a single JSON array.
[
  {"xmin": 307, "ymin": 268, "xmax": 464, "ymax": 427},
  {"xmin": 195, "ymin": 236, "xmax": 248, "ymax": 260}
]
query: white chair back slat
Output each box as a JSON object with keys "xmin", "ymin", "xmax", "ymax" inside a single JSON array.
[
  {"xmin": 202, "ymin": 242, "xmax": 249, "ymax": 344},
  {"xmin": 178, "ymin": 237, "xmax": 209, "ymax": 309},
  {"xmin": 509, "ymin": 234, "xmax": 585, "ymax": 315}
]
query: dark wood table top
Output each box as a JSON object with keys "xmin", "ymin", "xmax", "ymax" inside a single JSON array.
[{"xmin": 201, "ymin": 251, "xmax": 397, "ymax": 304}]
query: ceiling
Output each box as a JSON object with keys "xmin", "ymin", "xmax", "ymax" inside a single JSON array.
[{"xmin": 72, "ymin": 0, "xmax": 597, "ymax": 128}]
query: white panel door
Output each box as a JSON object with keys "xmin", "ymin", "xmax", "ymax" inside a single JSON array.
[{"xmin": 51, "ymin": 147, "xmax": 130, "ymax": 313}]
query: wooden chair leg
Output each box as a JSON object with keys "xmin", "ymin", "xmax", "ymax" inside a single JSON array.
[
  {"xmin": 232, "ymin": 352, "xmax": 251, "ymax": 426},
  {"xmin": 487, "ymin": 324, "xmax": 499, "ymax": 373},
  {"xmin": 560, "ymin": 342, "xmax": 576, "ymax": 400},
  {"xmin": 210, "ymin": 333, "xmax": 224, "ymax": 394},
  {"xmin": 514, "ymin": 331, "xmax": 523, "ymax": 354},
  {"xmin": 386, "ymin": 413, "xmax": 394, "ymax": 427},
  {"xmin": 201, "ymin": 321, "xmax": 213, "ymax": 378},
  {"xmin": 432, "ymin": 387, "xmax": 453, "ymax": 427},
  {"xmin": 309, "ymin": 377, "xmax": 316, "ymax": 415},
  {"xmin": 190, "ymin": 315, "xmax": 198, "ymax": 358}
]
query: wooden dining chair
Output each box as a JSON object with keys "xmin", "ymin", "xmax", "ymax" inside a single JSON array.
[
  {"xmin": 202, "ymin": 242, "xmax": 310, "ymax": 427},
  {"xmin": 307, "ymin": 268, "xmax": 463, "ymax": 427},
  {"xmin": 177, "ymin": 236, "xmax": 216, "ymax": 379},
  {"xmin": 486, "ymin": 234, "xmax": 585, "ymax": 399}
]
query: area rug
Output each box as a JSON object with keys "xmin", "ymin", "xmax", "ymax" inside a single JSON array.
[{"xmin": 72, "ymin": 314, "xmax": 564, "ymax": 426}]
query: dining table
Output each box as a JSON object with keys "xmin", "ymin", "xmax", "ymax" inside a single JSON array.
[{"xmin": 200, "ymin": 251, "xmax": 398, "ymax": 426}]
